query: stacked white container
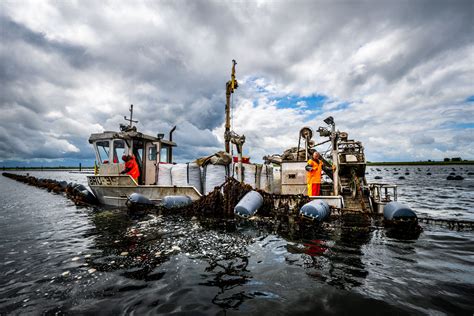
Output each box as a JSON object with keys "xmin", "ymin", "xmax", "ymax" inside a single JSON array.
[
  {"xmin": 233, "ymin": 163, "xmax": 259, "ymax": 189},
  {"xmin": 171, "ymin": 162, "xmax": 202, "ymax": 193},
  {"xmin": 259, "ymin": 164, "xmax": 274, "ymax": 193},
  {"xmin": 203, "ymin": 164, "xmax": 229, "ymax": 194},
  {"xmin": 272, "ymin": 165, "xmax": 282, "ymax": 194},
  {"xmin": 157, "ymin": 163, "xmax": 172, "ymax": 186}
]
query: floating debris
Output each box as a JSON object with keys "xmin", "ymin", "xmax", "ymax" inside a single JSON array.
[{"xmin": 447, "ymin": 175, "xmax": 464, "ymax": 180}]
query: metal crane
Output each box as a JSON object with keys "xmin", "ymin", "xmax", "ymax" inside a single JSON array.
[
  {"xmin": 224, "ymin": 59, "xmax": 245, "ymax": 183},
  {"xmin": 225, "ymin": 59, "xmax": 239, "ymax": 154}
]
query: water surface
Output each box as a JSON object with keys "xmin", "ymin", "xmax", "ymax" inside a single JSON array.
[{"xmin": 0, "ymin": 166, "xmax": 473, "ymax": 315}]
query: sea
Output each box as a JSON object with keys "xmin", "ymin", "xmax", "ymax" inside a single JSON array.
[{"xmin": 0, "ymin": 165, "xmax": 473, "ymax": 315}]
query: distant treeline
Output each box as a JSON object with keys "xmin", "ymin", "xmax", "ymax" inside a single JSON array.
[
  {"xmin": 367, "ymin": 161, "xmax": 474, "ymax": 166},
  {"xmin": 1, "ymin": 166, "xmax": 94, "ymax": 170}
]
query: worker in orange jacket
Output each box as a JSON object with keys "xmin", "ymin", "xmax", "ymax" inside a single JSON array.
[
  {"xmin": 121, "ymin": 154, "xmax": 140, "ymax": 182},
  {"xmin": 306, "ymin": 151, "xmax": 323, "ymax": 196}
]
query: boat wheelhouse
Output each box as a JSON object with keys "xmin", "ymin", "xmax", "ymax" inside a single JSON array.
[{"xmin": 87, "ymin": 106, "xmax": 202, "ymax": 206}]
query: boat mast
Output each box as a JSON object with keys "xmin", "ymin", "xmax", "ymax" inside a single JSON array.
[{"xmin": 225, "ymin": 60, "xmax": 238, "ymax": 154}]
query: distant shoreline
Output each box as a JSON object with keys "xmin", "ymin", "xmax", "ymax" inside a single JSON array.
[
  {"xmin": 367, "ymin": 161, "xmax": 474, "ymax": 166},
  {"xmin": 1, "ymin": 167, "xmax": 94, "ymax": 171}
]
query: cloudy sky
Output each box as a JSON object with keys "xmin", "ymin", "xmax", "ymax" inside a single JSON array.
[{"xmin": 0, "ymin": 0, "xmax": 473, "ymax": 166}]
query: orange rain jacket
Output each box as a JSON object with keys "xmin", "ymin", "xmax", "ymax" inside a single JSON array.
[{"xmin": 125, "ymin": 156, "xmax": 140, "ymax": 180}]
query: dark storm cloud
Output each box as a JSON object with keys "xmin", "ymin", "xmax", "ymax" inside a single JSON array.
[
  {"xmin": 0, "ymin": 15, "xmax": 92, "ymax": 85},
  {"xmin": 0, "ymin": 16, "xmax": 91, "ymax": 67},
  {"xmin": 0, "ymin": 0, "xmax": 472, "ymax": 163}
]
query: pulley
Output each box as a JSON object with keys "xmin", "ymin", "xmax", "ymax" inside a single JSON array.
[
  {"xmin": 299, "ymin": 127, "xmax": 313, "ymax": 140},
  {"xmin": 339, "ymin": 131, "xmax": 348, "ymax": 141}
]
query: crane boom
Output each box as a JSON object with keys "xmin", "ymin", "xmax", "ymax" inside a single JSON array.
[{"xmin": 225, "ymin": 60, "xmax": 238, "ymax": 153}]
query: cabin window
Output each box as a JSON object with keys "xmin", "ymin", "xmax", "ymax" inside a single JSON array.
[
  {"xmin": 96, "ymin": 141, "xmax": 110, "ymax": 163},
  {"xmin": 160, "ymin": 146, "xmax": 169, "ymax": 162},
  {"xmin": 148, "ymin": 145, "xmax": 157, "ymax": 161},
  {"xmin": 112, "ymin": 140, "xmax": 127, "ymax": 163}
]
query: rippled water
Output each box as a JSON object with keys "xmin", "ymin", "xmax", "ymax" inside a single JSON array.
[
  {"xmin": 1, "ymin": 166, "xmax": 473, "ymax": 315},
  {"xmin": 365, "ymin": 165, "xmax": 474, "ymax": 221}
]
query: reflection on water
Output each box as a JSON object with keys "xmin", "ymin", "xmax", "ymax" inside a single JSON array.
[
  {"xmin": 0, "ymin": 167, "xmax": 473, "ymax": 315},
  {"xmin": 279, "ymin": 213, "xmax": 373, "ymax": 291}
]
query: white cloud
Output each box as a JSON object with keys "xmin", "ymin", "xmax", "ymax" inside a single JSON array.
[{"xmin": 0, "ymin": 0, "xmax": 472, "ymax": 164}]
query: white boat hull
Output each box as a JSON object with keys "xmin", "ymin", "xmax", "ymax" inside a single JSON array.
[{"xmin": 87, "ymin": 175, "xmax": 202, "ymax": 207}]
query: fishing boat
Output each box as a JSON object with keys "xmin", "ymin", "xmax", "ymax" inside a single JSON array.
[{"xmin": 87, "ymin": 60, "xmax": 412, "ymax": 223}]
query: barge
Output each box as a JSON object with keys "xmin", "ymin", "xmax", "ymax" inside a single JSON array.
[{"xmin": 87, "ymin": 60, "xmax": 406, "ymax": 220}]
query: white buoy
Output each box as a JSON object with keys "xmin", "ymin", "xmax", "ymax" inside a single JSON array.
[
  {"xmin": 300, "ymin": 200, "xmax": 331, "ymax": 221},
  {"xmin": 234, "ymin": 191, "xmax": 263, "ymax": 217}
]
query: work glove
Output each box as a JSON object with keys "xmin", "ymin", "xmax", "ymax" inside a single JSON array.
[
  {"xmin": 120, "ymin": 170, "xmax": 126, "ymax": 175},
  {"xmin": 305, "ymin": 164, "xmax": 313, "ymax": 172}
]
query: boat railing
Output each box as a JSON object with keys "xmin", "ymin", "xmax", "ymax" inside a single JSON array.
[{"xmin": 368, "ymin": 183, "xmax": 398, "ymax": 203}]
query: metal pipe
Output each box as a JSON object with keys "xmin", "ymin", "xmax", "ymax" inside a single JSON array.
[
  {"xmin": 234, "ymin": 144, "xmax": 243, "ymax": 183},
  {"xmin": 331, "ymin": 123, "xmax": 339, "ymax": 196},
  {"xmin": 305, "ymin": 136, "xmax": 309, "ymax": 161},
  {"xmin": 168, "ymin": 125, "xmax": 176, "ymax": 162},
  {"xmin": 225, "ymin": 88, "xmax": 231, "ymax": 153},
  {"xmin": 297, "ymin": 135, "xmax": 301, "ymax": 161},
  {"xmin": 169, "ymin": 125, "xmax": 176, "ymax": 141},
  {"xmin": 239, "ymin": 151, "xmax": 243, "ymax": 184},
  {"xmin": 225, "ymin": 60, "xmax": 237, "ymax": 154}
]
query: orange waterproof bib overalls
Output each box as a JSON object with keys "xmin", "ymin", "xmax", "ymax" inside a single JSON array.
[{"xmin": 306, "ymin": 159, "xmax": 323, "ymax": 196}]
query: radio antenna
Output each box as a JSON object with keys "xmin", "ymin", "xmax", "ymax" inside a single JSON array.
[{"xmin": 124, "ymin": 104, "xmax": 138, "ymax": 127}]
